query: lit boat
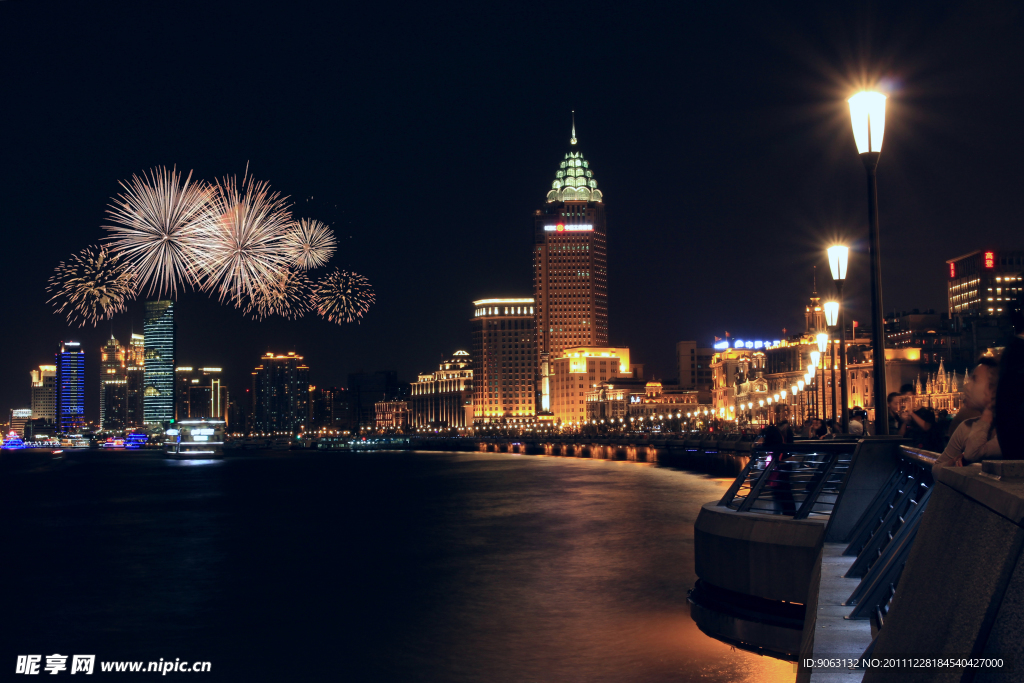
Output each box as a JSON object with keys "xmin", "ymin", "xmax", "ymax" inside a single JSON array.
[
  {"xmin": 59, "ymin": 435, "xmax": 90, "ymax": 448},
  {"xmin": 125, "ymin": 432, "xmax": 148, "ymax": 449},
  {"xmin": 102, "ymin": 437, "xmax": 126, "ymax": 449},
  {"xmin": 164, "ymin": 419, "xmax": 225, "ymax": 459},
  {"xmin": 2, "ymin": 431, "xmax": 25, "ymax": 449}
]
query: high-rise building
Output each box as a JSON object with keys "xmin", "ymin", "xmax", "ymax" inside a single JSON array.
[
  {"xmin": 470, "ymin": 300, "xmax": 536, "ymax": 421},
  {"xmin": 55, "ymin": 341, "xmax": 85, "ymax": 433},
  {"xmin": 534, "ymin": 121, "xmax": 608, "ymax": 412},
  {"xmin": 252, "ymin": 352, "xmax": 310, "ymax": 433},
  {"xmin": 409, "ymin": 351, "xmax": 474, "ymax": 428},
  {"xmin": 347, "ymin": 371, "xmax": 399, "ymax": 430},
  {"xmin": 100, "ymin": 335, "xmax": 126, "ymax": 428},
  {"xmin": 176, "ymin": 366, "xmax": 228, "ymax": 421},
  {"xmin": 30, "ymin": 364, "xmax": 57, "ymax": 422},
  {"xmin": 143, "ymin": 301, "xmax": 175, "ymax": 425},
  {"xmin": 946, "ymin": 249, "xmax": 1024, "ymax": 365},
  {"xmin": 101, "ymin": 380, "xmax": 128, "ymax": 431},
  {"xmin": 126, "ymin": 333, "xmax": 145, "ymax": 428},
  {"xmin": 676, "ymin": 341, "xmax": 716, "ymax": 397}
]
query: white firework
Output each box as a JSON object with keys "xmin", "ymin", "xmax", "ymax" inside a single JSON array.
[
  {"xmin": 282, "ymin": 218, "xmax": 337, "ymax": 269},
  {"xmin": 103, "ymin": 166, "xmax": 213, "ymax": 297},
  {"xmin": 198, "ymin": 172, "xmax": 294, "ymax": 304}
]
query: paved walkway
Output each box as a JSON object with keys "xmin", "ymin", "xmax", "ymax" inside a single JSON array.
[{"xmin": 808, "ymin": 543, "xmax": 873, "ymax": 682}]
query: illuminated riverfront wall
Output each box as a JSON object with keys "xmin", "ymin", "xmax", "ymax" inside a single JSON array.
[
  {"xmin": 143, "ymin": 300, "xmax": 175, "ymax": 425},
  {"xmin": 471, "ymin": 301, "xmax": 535, "ymax": 422}
]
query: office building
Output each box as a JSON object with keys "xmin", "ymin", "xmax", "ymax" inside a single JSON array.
[
  {"xmin": 10, "ymin": 409, "xmax": 32, "ymax": 437},
  {"xmin": 100, "ymin": 335, "xmax": 126, "ymax": 428},
  {"xmin": 347, "ymin": 371, "xmax": 399, "ymax": 430},
  {"xmin": 409, "ymin": 351, "xmax": 474, "ymax": 428},
  {"xmin": 946, "ymin": 249, "xmax": 1024, "ymax": 365},
  {"xmin": 311, "ymin": 386, "xmax": 353, "ymax": 432},
  {"xmin": 101, "ymin": 380, "xmax": 128, "ymax": 431},
  {"xmin": 176, "ymin": 367, "xmax": 228, "ymax": 421},
  {"xmin": 471, "ymin": 299, "xmax": 536, "ymax": 421},
  {"xmin": 534, "ymin": 122, "xmax": 608, "ymax": 412},
  {"xmin": 676, "ymin": 341, "xmax": 716, "ymax": 399},
  {"xmin": 252, "ymin": 352, "xmax": 310, "ymax": 433},
  {"xmin": 30, "ymin": 364, "xmax": 57, "ymax": 422},
  {"xmin": 126, "ymin": 333, "xmax": 145, "ymax": 428},
  {"xmin": 143, "ymin": 301, "xmax": 175, "ymax": 425},
  {"xmin": 55, "ymin": 340, "xmax": 86, "ymax": 433},
  {"xmin": 550, "ymin": 347, "xmax": 630, "ymax": 424}
]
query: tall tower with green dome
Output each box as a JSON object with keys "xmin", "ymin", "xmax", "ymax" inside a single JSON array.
[{"xmin": 533, "ymin": 115, "xmax": 609, "ymax": 414}]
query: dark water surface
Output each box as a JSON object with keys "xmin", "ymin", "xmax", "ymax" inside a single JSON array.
[{"xmin": 3, "ymin": 451, "xmax": 794, "ymax": 682}]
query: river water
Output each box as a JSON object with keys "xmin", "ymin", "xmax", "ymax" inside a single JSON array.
[{"xmin": 3, "ymin": 450, "xmax": 794, "ymax": 682}]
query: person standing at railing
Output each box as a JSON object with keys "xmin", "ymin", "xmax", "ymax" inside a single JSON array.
[
  {"xmin": 934, "ymin": 357, "xmax": 1001, "ymax": 472},
  {"xmin": 994, "ymin": 295, "xmax": 1024, "ymax": 460}
]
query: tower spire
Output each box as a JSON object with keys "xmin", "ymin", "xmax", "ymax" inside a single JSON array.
[
  {"xmin": 812, "ymin": 266, "xmax": 818, "ymax": 295},
  {"xmin": 570, "ymin": 111, "xmax": 577, "ymax": 145}
]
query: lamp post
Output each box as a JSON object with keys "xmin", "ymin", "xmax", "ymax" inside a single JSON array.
[
  {"xmin": 849, "ymin": 91, "xmax": 888, "ymax": 435},
  {"xmin": 815, "ymin": 336, "xmax": 827, "ymax": 422},
  {"xmin": 824, "ymin": 303, "xmax": 839, "ymax": 429},
  {"xmin": 828, "ymin": 245, "xmax": 851, "ymax": 433}
]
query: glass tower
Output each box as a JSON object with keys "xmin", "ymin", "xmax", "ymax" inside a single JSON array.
[
  {"xmin": 143, "ymin": 301, "xmax": 175, "ymax": 425},
  {"xmin": 55, "ymin": 341, "xmax": 85, "ymax": 433}
]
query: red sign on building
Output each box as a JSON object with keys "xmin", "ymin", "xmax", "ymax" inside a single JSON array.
[
  {"xmin": 949, "ymin": 262, "xmax": 956, "ymax": 278},
  {"xmin": 984, "ymin": 251, "xmax": 995, "ymax": 269}
]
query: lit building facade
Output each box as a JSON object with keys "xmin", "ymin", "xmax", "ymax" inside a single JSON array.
[
  {"xmin": 10, "ymin": 409, "xmax": 32, "ymax": 437},
  {"xmin": 471, "ymin": 300, "xmax": 536, "ymax": 421},
  {"xmin": 947, "ymin": 249, "xmax": 1024, "ymax": 318},
  {"xmin": 55, "ymin": 341, "xmax": 85, "ymax": 433},
  {"xmin": 676, "ymin": 341, "xmax": 716, "ymax": 399},
  {"xmin": 252, "ymin": 352, "xmax": 310, "ymax": 433},
  {"xmin": 100, "ymin": 335, "xmax": 126, "ymax": 428},
  {"xmin": 374, "ymin": 400, "xmax": 410, "ymax": 431},
  {"xmin": 534, "ymin": 123, "xmax": 608, "ymax": 412},
  {"xmin": 126, "ymin": 334, "xmax": 145, "ymax": 429},
  {"xmin": 30, "ymin": 364, "xmax": 57, "ymax": 422},
  {"xmin": 102, "ymin": 380, "xmax": 128, "ymax": 431},
  {"xmin": 143, "ymin": 300, "xmax": 175, "ymax": 425},
  {"xmin": 550, "ymin": 346, "xmax": 630, "ymax": 424},
  {"xmin": 175, "ymin": 367, "xmax": 227, "ymax": 422},
  {"xmin": 410, "ymin": 350, "xmax": 474, "ymax": 428}
]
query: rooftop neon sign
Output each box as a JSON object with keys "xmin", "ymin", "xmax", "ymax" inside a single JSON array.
[{"xmin": 544, "ymin": 223, "xmax": 593, "ymax": 232}]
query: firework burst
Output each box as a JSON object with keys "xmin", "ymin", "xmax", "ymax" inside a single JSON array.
[
  {"xmin": 282, "ymin": 218, "xmax": 337, "ymax": 270},
  {"xmin": 311, "ymin": 269, "xmax": 375, "ymax": 324},
  {"xmin": 244, "ymin": 267, "xmax": 312, "ymax": 320},
  {"xmin": 104, "ymin": 166, "xmax": 213, "ymax": 297},
  {"xmin": 47, "ymin": 245, "xmax": 137, "ymax": 327},
  {"xmin": 198, "ymin": 173, "xmax": 294, "ymax": 305}
]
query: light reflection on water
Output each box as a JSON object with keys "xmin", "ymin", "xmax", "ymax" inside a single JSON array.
[{"xmin": 3, "ymin": 450, "xmax": 794, "ymax": 682}]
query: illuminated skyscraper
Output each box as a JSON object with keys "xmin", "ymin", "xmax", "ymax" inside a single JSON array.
[
  {"xmin": 126, "ymin": 333, "xmax": 145, "ymax": 428},
  {"xmin": 55, "ymin": 341, "xmax": 85, "ymax": 433},
  {"xmin": 471, "ymin": 299, "xmax": 536, "ymax": 422},
  {"xmin": 30, "ymin": 364, "xmax": 57, "ymax": 422},
  {"xmin": 534, "ymin": 119, "xmax": 608, "ymax": 412},
  {"xmin": 252, "ymin": 352, "xmax": 310, "ymax": 433},
  {"xmin": 100, "ymin": 335, "xmax": 126, "ymax": 428},
  {"xmin": 175, "ymin": 367, "xmax": 228, "ymax": 421},
  {"xmin": 143, "ymin": 301, "xmax": 175, "ymax": 425}
]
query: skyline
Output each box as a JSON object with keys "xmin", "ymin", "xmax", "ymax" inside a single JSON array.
[{"xmin": 3, "ymin": 0, "xmax": 1024, "ymax": 421}]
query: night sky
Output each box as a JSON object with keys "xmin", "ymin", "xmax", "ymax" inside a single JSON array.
[{"xmin": 2, "ymin": 0, "xmax": 1022, "ymax": 421}]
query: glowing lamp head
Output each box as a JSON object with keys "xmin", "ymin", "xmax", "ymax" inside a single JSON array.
[
  {"xmin": 811, "ymin": 350, "xmax": 821, "ymax": 367},
  {"xmin": 828, "ymin": 245, "xmax": 849, "ymax": 281},
  {"xmin": 824, "ymin": 301, "xmax": 839, "ymax": 328},
  {"xmin": 796, "ymin": 381, "xmax": 803, "ymax": 391},
  {"xmin": 848, "ymin": 91, "xmax": 887, "ymax": 154},
  {"xmin": 816, "ymin": 332, "xmax": 829, "ymax": 354}
]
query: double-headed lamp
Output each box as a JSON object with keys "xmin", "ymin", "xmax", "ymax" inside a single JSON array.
[
  {"xmin": 848, "ymin": 91, "xmax": 887, "ymax": 154},
  {"xmin": 828, "ymin": 245, "xmax": 849, "ymax": 281},
  {"xmin": 824, "ymin": 302, "xmax": 839, "ymax": 328}
]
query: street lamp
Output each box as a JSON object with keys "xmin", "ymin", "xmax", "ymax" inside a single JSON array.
[
  {"xmin": 823, "ymin": 303, "xmax": 839, "ymax": 429},
  {"xmin": 848, "ymin": 91, "xmax": 888, "ymax": 434},
  {"xmin": 828, "ymin": 245, "xmax": 851, "ymax": 432}
]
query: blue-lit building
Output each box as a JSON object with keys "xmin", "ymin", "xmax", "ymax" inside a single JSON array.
[
  {"xmin": 143, "ymin": 300, "xmax": 175, "ymax": 425},
  {"xmin": 55, "ymin": 341, "xmax": 85, "ymax": 433}
]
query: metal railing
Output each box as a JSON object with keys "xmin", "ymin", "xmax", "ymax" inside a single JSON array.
[
  {"xmin": 843, "ymin": 445, "xmax": 938, "ymax": 633},
  {"xmin": 717, "ymin": 441, "xmax": 858, "ymax": 519}
]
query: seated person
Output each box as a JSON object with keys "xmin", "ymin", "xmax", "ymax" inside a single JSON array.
[{"xmin": 934, "ymin": 358, "xmax": 1001, "ymax": 472}]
